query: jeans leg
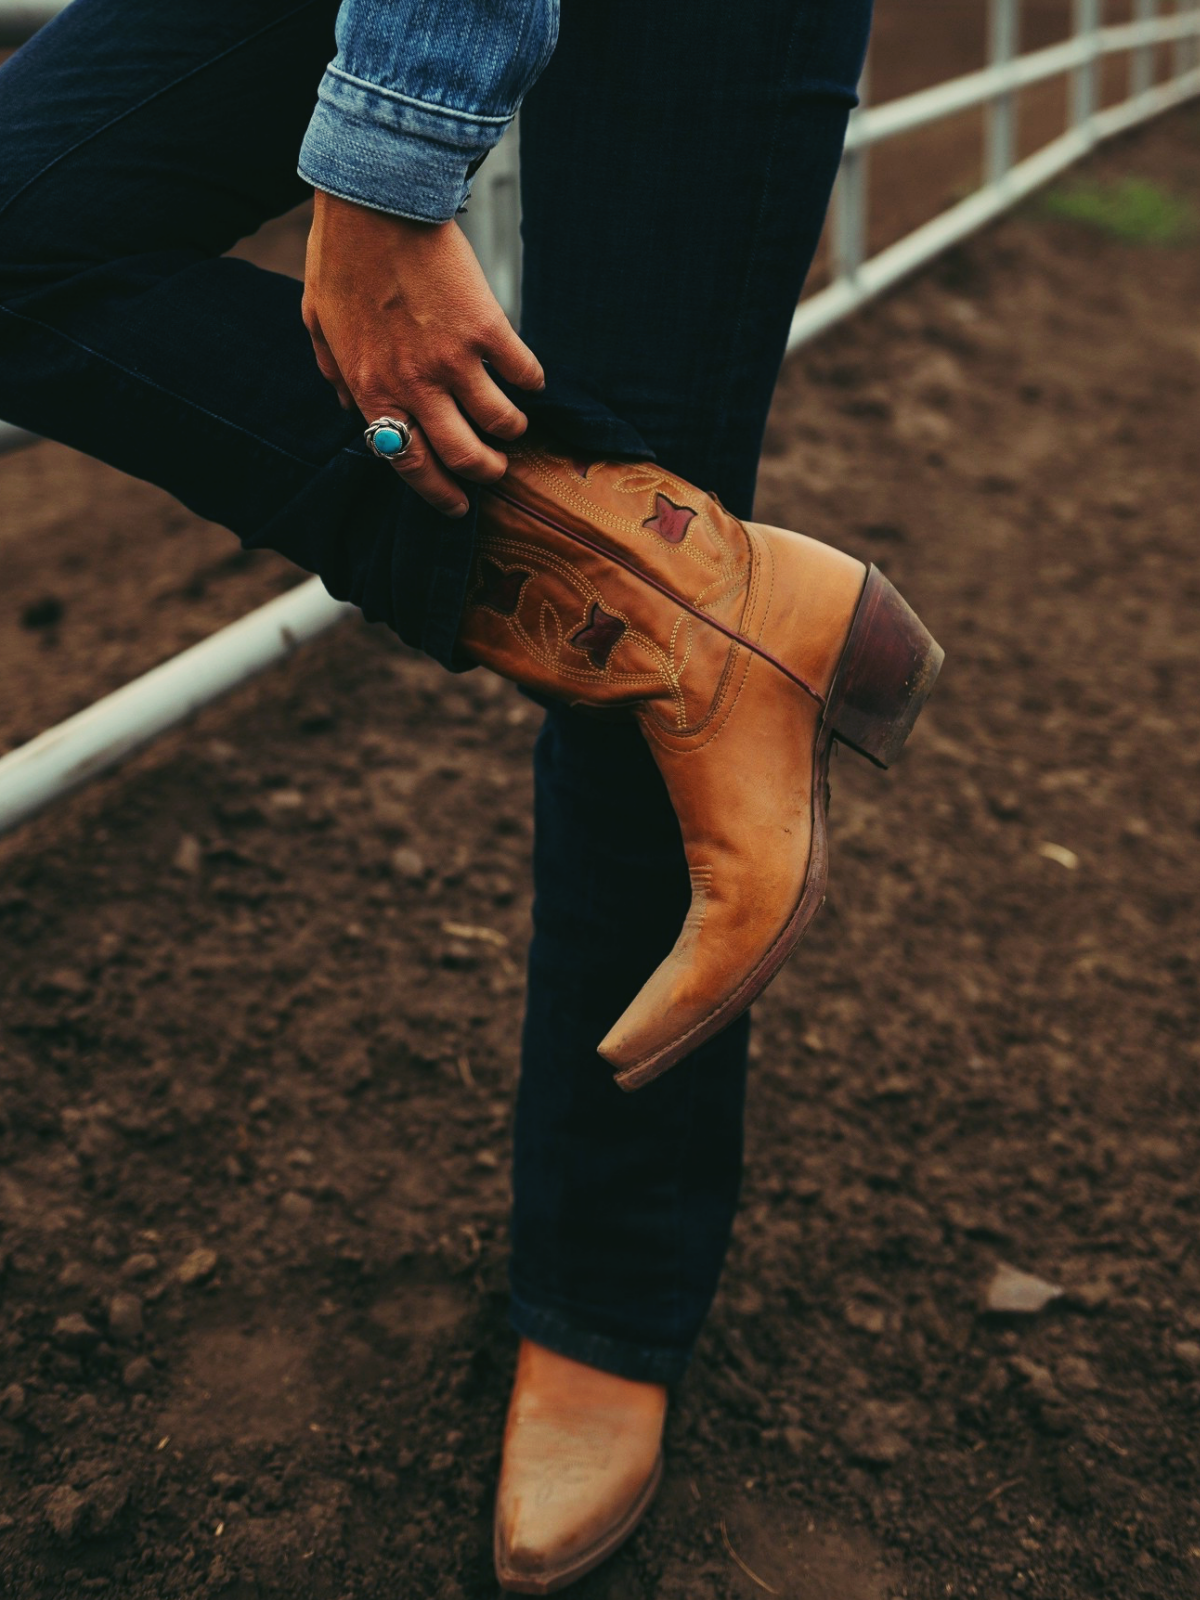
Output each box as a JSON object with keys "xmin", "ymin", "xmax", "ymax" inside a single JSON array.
[
  {"xmin": 511, "ymin": 705, "xmax": 750, "ymax": 1383},
  {"xmin": 0, "ymin": 0, "xmax": 474, "ymax": 662},
  {"xmin": 510, "ymin": 0, "xmax": 871, "ymax": 1376}
]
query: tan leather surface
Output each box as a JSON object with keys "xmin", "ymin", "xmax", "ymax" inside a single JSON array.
[
  {"xmin": 494, "ymin": 1340, "xmax": 666, "ymax": 1591},
  {"xmin": 460, "ymin": 443, "xmax": 867, "ymax": 1082}
]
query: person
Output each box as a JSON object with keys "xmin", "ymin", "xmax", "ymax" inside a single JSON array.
[{"xmin": 0, "ymin": 0, "xmax": 938, "ymax": 1590}]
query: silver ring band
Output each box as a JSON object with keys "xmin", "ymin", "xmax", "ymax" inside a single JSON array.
[{"xmin": 364, "ymin": 416, "xmax": 413, "ymax": 461}]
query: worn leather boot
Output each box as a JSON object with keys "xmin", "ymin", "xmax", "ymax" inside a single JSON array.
[
  {"xmin": 461, "ymin": 441, "xmax": 943, "ymax": 1090},
  {"xmin": 494, "ymin": 1339, "xmax": 667, "ymax": 1594}
]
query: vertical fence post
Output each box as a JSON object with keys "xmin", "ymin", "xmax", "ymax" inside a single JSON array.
[
  {"xmin": 1182, "ymin": 0, "xmax": 1200, "ymax": 78},
  {"xmin": 1071, "ymin": 0, "xmax": 1101, "ymax": 142},
  {"xmin": 832, "ymin": 57, "xmax": 870, "ymax": 285},
  {"xmin": 1132, "ymin": 0, "xmax": 1157, "ymax": 98},
  {"xmin": 459, "ymin": 121, "xmax": 522, "ymax": 326},
  {"xmin": 987, "ymin": 0, "xmax": 1020, "ymax": 187}
]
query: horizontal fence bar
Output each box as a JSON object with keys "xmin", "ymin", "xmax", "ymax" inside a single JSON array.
[
  {"xmin": 0, "ymin": 422, "xmax": 38, "ymax": 456},
  {"xmin": 0, "ymin": 0, "xmax": 68, "ymax": 46},
  {"xmin": 4, "ymin": 0, "xmax": 1200, "ymax": 838},
  {"xmin": 845, "ymin": 10, "xmax": 1200, "ymax": 148},
  {"xmin": 0, "ymin": 578, "xmax": 352, "ymax": 838},
  {"xmin": 790, "ymin": 61, "xmax": 1200, "ymax": 351}
]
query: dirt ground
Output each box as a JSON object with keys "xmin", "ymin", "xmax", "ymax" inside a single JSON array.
[{"xmin": 3, "ymin": 43, "xmax": 1200, "ymax": 1600}]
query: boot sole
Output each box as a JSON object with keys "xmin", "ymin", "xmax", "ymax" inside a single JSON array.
[
  {"xmin": 494, "ymin": 1450, "xmax": 664, "ymax": 1594},
  {"xmin": 611, "ymin": 566, "xmax": 943, "ymax": 1091}
]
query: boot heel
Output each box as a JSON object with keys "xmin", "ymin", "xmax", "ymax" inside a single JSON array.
[{"xmin": 825, "ymin": 566, "xmax": 944, "ymax": 769}]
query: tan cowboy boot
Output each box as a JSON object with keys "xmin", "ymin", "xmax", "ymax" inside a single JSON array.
[
  {"xmin": 494, "ymin": 1340, "xmax": 667, "ymax": 1595},
  {"xmin": 461, "ymin": 440, "xmax": 943, "ymax": 1090}
]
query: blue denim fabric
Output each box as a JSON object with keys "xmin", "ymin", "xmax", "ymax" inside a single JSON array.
[
  {"xmin": 0, "ymin": 0, "xmax": 871, "ymax": 1385},
  {"xmin": 299, "ymin": 0, "xmax": 558, "ymax": 221}
]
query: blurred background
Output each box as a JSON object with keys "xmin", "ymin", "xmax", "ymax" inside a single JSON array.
[{"xmin": 1, "ymin": 3, "xmax": 1198, "ymax": 1598}]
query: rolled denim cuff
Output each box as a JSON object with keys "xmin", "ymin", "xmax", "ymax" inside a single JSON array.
[
  {"xmin": 510, "ymin": 1287, "xmax": 693, "ymax": 1386},
  {"xmin": 299, "ymin": 67, "xmax": 508, "ymax": 223}
]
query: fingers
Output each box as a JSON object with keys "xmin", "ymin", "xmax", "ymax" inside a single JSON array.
[
  {"xmin": 483, "ymin": 319, "xmax": 546, "ymax": 392},
  {"xmin": 379, "ymin": 414, "xmax": 471, "ymax": 518},
  {"xmin": 453, "ymin": 368, "xmax": 529, "ymax": 443},
  {"xmin": 418, "ymin": 393, "xmax": 510, "ymax": 485},
  {"xmin": 303, "ymin": 306, "xmax": 355, "ymax": 411}
]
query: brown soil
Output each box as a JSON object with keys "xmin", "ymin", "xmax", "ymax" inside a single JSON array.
[{"xmin": 3, "ymin": 62, "xmax": 1200, "ymax": 1600}]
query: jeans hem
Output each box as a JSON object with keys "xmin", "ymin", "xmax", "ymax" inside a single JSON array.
[{"xmin": 509, "ymin": 1289, "xmax": 693, "ymax": 1386}]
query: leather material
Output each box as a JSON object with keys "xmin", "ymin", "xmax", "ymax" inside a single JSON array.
[
  {"xmin": 461, "ymin": 441, "xmax": 868, "ymax": 1086},
  {"xmin": 494, "ymin": 1339, "xmax": 667, "ymax": 1595}
]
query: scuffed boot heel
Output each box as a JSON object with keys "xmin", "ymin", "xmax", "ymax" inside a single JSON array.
[{"xmin": 826, "ymin": 566, "xmax": 944, "ymax": 768}]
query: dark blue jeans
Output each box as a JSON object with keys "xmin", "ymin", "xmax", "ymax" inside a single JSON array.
[{"xmin": 0, "ymin": 0, "xmax": 870, "ymax": 1382}]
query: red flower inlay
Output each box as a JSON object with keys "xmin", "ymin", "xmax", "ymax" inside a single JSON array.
[
  {"xmin": 568, "ymin": 601, "xmax": 626, "ymax": 670},
  {"xmin": 471, "ymin": 557, "xmax": 530, "ymax": 616},
  {"xmin": 643, "ymin": 493, "xmax": 696, "ymax": 544}
]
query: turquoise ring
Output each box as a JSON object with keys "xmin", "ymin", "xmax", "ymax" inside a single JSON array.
[{"xmin": 364, "ymin": 416, "xmax": 413, "ymax": 461}]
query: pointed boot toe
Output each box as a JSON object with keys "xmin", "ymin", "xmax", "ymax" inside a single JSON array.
[
  {"xmin": 462, "ymin": 446, "xmax": 943, "ymax": 1089},
  {"xmin": 494, "ymin": 1341, "xmax": 666, "ymax": 1595}
]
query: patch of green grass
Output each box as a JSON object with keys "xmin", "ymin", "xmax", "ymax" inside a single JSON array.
[{"xmin": 1040, "ymin": 176, "xmax": 1199, "ymax": 244}]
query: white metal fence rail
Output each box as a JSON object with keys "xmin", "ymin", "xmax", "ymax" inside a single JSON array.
[{"xmin": 2, "ymin": 0, "xmax": 1200, "ymax": 836}]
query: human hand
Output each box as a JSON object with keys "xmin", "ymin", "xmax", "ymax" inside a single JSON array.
[{"xmin": 302, "ymin": 191, "xmax": 545, "ymax": 517}]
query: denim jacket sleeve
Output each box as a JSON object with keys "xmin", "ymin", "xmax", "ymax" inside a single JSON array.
[{"xmin": 298, "ymin": 0, "xmax": 559, "ymax": 224}]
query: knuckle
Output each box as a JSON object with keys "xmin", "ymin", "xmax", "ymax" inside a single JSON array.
[{"xmin": 391, "ymin": 441, "xmax": 428, "ymax": 475}]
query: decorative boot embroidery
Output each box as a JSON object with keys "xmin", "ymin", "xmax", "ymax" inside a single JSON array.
[
  {"xmin": 470, "ymin": 556, "xmax": 531, "ymax": 616},
  {"xmin": 643, "ymin": 493, "xmax": 696, "ymax": 544},
  {"xmin": 568, "ymin": 601, "xmax": 626, "ymax": 669}
]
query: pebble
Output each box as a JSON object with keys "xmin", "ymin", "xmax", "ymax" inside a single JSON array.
[
  {"xmin": 0, "ymin": 1383, "xmax": 26, "ymax": 1420},
  {"xmin": 52, "ymin": 1313, "xmax": 101, "ymax": 1352},
  {"xmin": 840, "ymin": 1399, "xmax": 917, "ymax": 1465},
  {"xmin": 983, "ymin": 1262, "xmax": 1063, "ymax": 1315},
  {"xmin": 278, "ymin": 1191, "xmax": 314, "ymax": 1223},
  {"xmin": 172, "ymin": 834, "xmax": 202, "ymax": 876},
  {"xmin": 391, "ymin": 846, "xmax": 426, "ymax": 881},
  {"xmin": 44, "ymin": 1484, "xmax": 86, "ymax": 1540},
  {"xmin": 176, "ymin": 1247, "xmax": 219, "ymax": 1286},
  {"xmin": 1172, "ymin": 1340, "xmax": 1200, "ymax": 1372},
  {"xmin": 119, "ymin": 1252, "xmax": 158, "ymax": 1281},
  {"xmin": 844, "ymin": 1300, "xmax": 887, "ymax": 1336},
  {"xmin": 107, "ymin": 1293, "xmax": 143, "ymax": 1343},
  {"xmin": 122, "ymin": 1356, "xmax": 154, "ymax": 1392}
]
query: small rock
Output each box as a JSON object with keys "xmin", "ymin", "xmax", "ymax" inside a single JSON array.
[
  {"xmin": 983, "ymin": 1262, "xmax": 1063, "ymax": 1315},
  {"xmin": 844, "ymin": 1300, "xmax": 887, "ymax": 1336},
  {"xmin": 119, "ymin": 1252, "xmax": 158, "ymax": 1281},
  {"xmin": 83, "ymin": 1474, "xmax": 129, "ymax": 1534},
  {"xmin": 121, "ymin": 1356, "xmax": 154, "ymax": 1392},
  {"xmin": 840, "ymin": 1399, "xmax": 916, "ymax": 1465},
  {"xmin": 1056, "ymin": 1355, "xmax": 1101, "ymax": 1393},
  {"xmin": 0, "ymin": 1383, "xmax": 26, "ymax": 1420},
  {"xmin": 107, "ymin": 1293, "xmax": 143, "ymax": 1344},
  {"xmin": 172, "ymin": 834, "xmax": 202, "ymax": 876},
  {"xmin": 1065, "ymin": 1279, "xmax": 1112, "ymax": 1312},
  {"xmin": 1173, "ymin": 1340, "xmax": 1200, "ymax": 1372},
  {"xmin": 52, "ymin": 1313, "xmax": 101, "ymax": 1352},
  {"xmin": 44, "ymin": 1484, "xmax": 86, "ymax": 1540},
  {"xmin": 278, "ymin": 1191, "xmax": 314, "ymax": 1223},
  {"xmin": 782, "ymin": 1425, "xmax": 810, "ymax": 1457},
  {"xmin": 44, "ymin": 968, "xmax": 89, "ymax": 998},
  {"xmin": 176, "ymin": 1247, "xmax": 219, "ymax": 1286},
  {"xmin": 390, "ymin": 846, "xmax": 426, "ymax": 881},
  {"xmin": 57, "ymin": 1260, "xmax": 89, "ymax": 1291}
]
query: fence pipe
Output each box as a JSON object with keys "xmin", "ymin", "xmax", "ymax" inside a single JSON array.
[
  {"xmin": 0, "ymin": 422, "xmax": 38, "ymax": 456},
  {"xmin": 1072, "ymin": 0, "xmax": 1102, "ymax": 141},
  {"xmin": 987, "ymin": 0, "xmax": 1020, "ymax": 188},
  {"xmin": 0, "ymin": 578, "xmax": 352, "ymax": 838},
  {"xmin": 0, "ymin": 0, "xmax": 67, "ymax": 45},
  {"xmin": 1133, "ymin": 0, "xmax": 1158, "ymax": 99},
  {"xmin": 831, "ymin": 60, "xmax": 870, "ymax": 283},
  {"xmin": 4, "ymin": 1, "xmax": 1200, "ymax": 836}
]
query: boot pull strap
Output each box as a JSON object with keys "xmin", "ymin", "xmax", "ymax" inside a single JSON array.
[{"xmin": 483, "ymin": 486, "xmax": 826, "ymax": 709}]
